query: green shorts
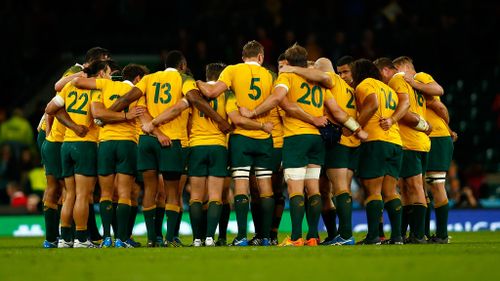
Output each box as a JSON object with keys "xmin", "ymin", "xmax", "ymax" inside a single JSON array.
[
  {"xmin": 358, "ymin": 141, "xmax": 402, "ymax": 179},
  {"xmin": 137, "ymin": 135, "xmax": 183, "ymax": 173},
  {"xmin": 37, "ymin": 130, "xmax": 46, "ymax": 153},
  {"xmin": 181, "ymin": 147, "xmax": 190, "ymax": 174},
  {"xmin": 271, "ymin": 148, "xmax": 283, "ymax": 173},
  {"xmin": 188, "ymin": 145, "xmax": 228, "ymax": 177},
  {"xmin": 229, "ymin": 134, "xmax": 273, "ymax": 170},
  {"xmin": 61, "ymin": 141, "xmax": 97, "ymax": 178},
  {"xmin": 427, "ymin": 136, "xmax": 454, "ymax": 172},
  {"xmin": 282, "ymin": 134, "xmax": 325, "ymax": 168},
  {"xmin": 400, "ymin": 150, "xmax": 429, "ymax": 178},
  {"xmin": 41, "ymin": 141, "xmax": 62, "ymax": 179},
  {"xmin": 98, "ymin": 140, "xmax": 137, "ymax": 176},
  {"xmin": 324, "ymin": 143, "xmax": 360, "ymax": 171}
]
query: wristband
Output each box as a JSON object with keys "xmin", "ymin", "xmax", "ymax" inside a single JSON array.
[
  {"xmin": 414, "ymin": 116, "xmax": 429, "ymax": 132},
  {"xmin": 343, "ymin": 117, "xmax": 361, "ymax": 132}
]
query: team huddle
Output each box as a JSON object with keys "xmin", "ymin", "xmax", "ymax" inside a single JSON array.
[{"xmin": 39, "ymin": 40, "xmax": 455, "ymax": 248}]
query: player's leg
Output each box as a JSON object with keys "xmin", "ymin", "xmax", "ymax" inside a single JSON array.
[
  {"xmin": 155, "ymin": 175, "xmax": 166, "ymax": 243},
  {"xmin": 328, "ymin": 167, "xmax": 355, "ymax": 244},
  {"xmin": 163, "ymin": 174, "xmax": 181, "ymax": 246},
  {"xmin": 304, "ymin": 164, "xmax": 322, "ymax": 246},
  {"xmin": 189, "ymin": 176, "xmax": 206, "ymax": 246},
  {"xmin": 73, "ymin": 174, "xmax": 97, "ymax": 247},
  {"xmin": 205, "ymin": 176, "xmax": 224, "ymax": 246},
  {"xmin": 400, "ymin": 178, "xmax": 411, "ymax": 239},
  {"xmin": 98, "ymin": 174, "xmax": 115, "ymax": 246},
  {"xmin": 381, "ymin": 175, "xmax": 403, "ymax": 244},
  {"xmin": 59, "ymin": 176, "xmax": 76, "ymax": 247},
  {"xmin": 142, "ymin": 170, "xmax": 159, "ymax": 246},
  {"xmin": 270, "ymin": 167, "xmax": 284, "ymax": 244},
  {"xmin": 319, "ymin": 174, "xmax": 337, "ymax": 244},
  {"xmin": 217, "ymin": 176, "xmax": 231, "ymax": 246},
  {"xmin": 114, "ymin": 173, "xmax": 134, "ymax": 247},
  {"xmin": 174, "ymin": 174, "xmax": 188, "ymax": 244},
  {"xmin": 249, "ymin": 174, "xmax": 262, "ymax": 244},
  {"xmin": 127, "ymin": 181, "xmax": 141, "ymax": 246}
]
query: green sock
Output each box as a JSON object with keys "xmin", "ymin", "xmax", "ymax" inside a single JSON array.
[
  {"xmin": 165, "ymin": 210, "xmax": 180, "ymax": 242},
  {"xmin": 206, "ymin": 201, "xmax": 222, "ymax": 238},
  {"xmin": 75, "ymin": 229, "xmax": 88, "ymax": 241},
  {"xmin": 260, "ymin": 197, "xmax": 275, "ymax": 239},
  {"xmin": 154, "ymin": 207, "xmax": 165, "ymax": 238},
  {"xmin": 57, "ymin": 205, "xmax": 62, "ymax": 237},
  {"xmin": 218, "ymin": 204, "xmax": 230, "ymax": 240},
  {"xmin": 189, "ymin": 202, "xmax": 203, "ymax": 240},
  {"xmin": 116, "ymin": 203, "xmax": 131, "ymax": 241},
  {"xmin": 201, "ymin": 205, "xmax": 208, "ymax": 240},
  {"xmin": 43, "ymin": 206, "xmax": 58, "ymax": 242},
  {"xmin": 335, "ymin": 193, "xmax": 353, "ymax": 239},
  {"xmin": 99, "ymin": 200, "xmax": 113, "ymax": 238},
  {"xmin": 143, "ymin": 208, "xmax": 156, "ymax": 242},
  {"xmin": 401, "ymin": 205, "xmax": 411, "ymax": 238},
  {"xmin": 425, "ymin": 200, "xmax": 432, "ymax": 238},
  {"xmin": 306, "ymin": 195, "xmax": 321, "ymax": 239},
  {"xmin": 289, "ymin": 195, "xmax": 305, "ymax": 241},
  {"xmin": 250, "ymin": 201, "xmax": 262, "ymax": 238},
  {"xmin": 366, "ymin": 200, "xmax": 383, "ymax": 240},
  {"xmin": 128, "ymin": 206, "xmax": 138, "ymax": 237},
  {"xmin": 174, "ymin": 210, "xmax": 182, "ymax": 237},
  {"xmin": 384, "ymin": 198, "xmax": 402, "ymax": 239},
  {"xmin": 111, "ymin": 203, "xmax": 118, "ymax": 237},
  {"xmin": 234, "ymin": 195, "xmax": 249, "ymax": 240},
  {"xmin": 321, "ymin": 208, "xmax": 337, "ymax": 239},
  {"xmin": 271, "ymin": 195, "xmax": 285, "ymax": 239},
  {"xmin": 435, "ymin": 203, "xmax": 449, "ymax": 238},
  {"xmin": 61, "ymin": 226, "xmax": 72, "ymax": 242},
  {"xmin": 412, "ymin": 204, "xmax": 427, "ymax": 239},
  {"xmin": 87, "ymin": 204, "xmax": 102, "ymax": 241}
]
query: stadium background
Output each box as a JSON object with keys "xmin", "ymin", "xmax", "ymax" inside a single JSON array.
[{"xmin": 0, "ymin": 0, "xmax": 499, "ymax": 236}]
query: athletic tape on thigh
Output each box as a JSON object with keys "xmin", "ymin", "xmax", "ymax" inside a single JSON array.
[
  {"xmin": 255, "ymin": 167, "xmax": 272, "ymax": 179},
  {"xmin": 425, "ymin": 172, "xmax": 447, "ymax": 184},
  {"xmin": 304, "ymin": 167, "xmax": 321, "ymax": 179},
  {"xmin": 232, "ymin": 166, "xmax": 251, "ymax": 179},
  {"xmin": 283, "ymin": 167, "xmax": 306, "ymax": 181}
]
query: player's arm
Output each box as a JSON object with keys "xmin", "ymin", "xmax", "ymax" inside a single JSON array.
[
  {"xmin": 278, "ymin": 99, "xmax": 327, "ymax": 127},
  {"xmin": 404, "ymin": 74, "xmax": 444, "ymax": 96},
  {"xmin": 138, "ymin": 109, "xmax": 172, "ymax": 147},
  {"xmin": 55, "ymin": 71, "xmax": 85, "ymax": 92},
  {"xmin": 185, "ymin": 89, "xmax": 232, "ymax": 134},
  {"xmin": 324, "ymin": 97, "xmax": 367, "ymax": 139},
  {"xmin": 108, "ymin": 87, "xmax": 143, "ymax": 112},
  {"xmin": 71, "ymin": 77, "xmax": 98, "ymax": 90},
  {"xmin": 400, "ymin": 112, "xmax": 432, "ymax": 134},
  {"xmin": 426, "ymin": 98, "xmax": 450, "ymax": 124},
  {"xmin": 357, "ymin": 93, "xmax": 378, "ymax": 128},
  {"xmin": 142, "ymin": 99, "xmax": 190, "ymax": 134},
  {"xmin": 280, "ymin": 65, "xmax": 333, "ymax": 89},
  {"xmin": 45, "ymin": 98, "xmax": 87, "ymax": 137},
  {"xmin": 242, "ymin": 85, "xmax": 288, "ymax": 118},
  {"xmin": 380, "ymin": 93, "xmax": 410, "ymax": 130},
  {"xmin": 227, "ymin": 111, "xmax": 272, "ymax": 134},
  {"xmin": 91, "ymin": 102, "xmax": 144, "ymax": 124},
  {"xmin": 196, "ymin": 81, "xmax": 227, "ymax": 98}
]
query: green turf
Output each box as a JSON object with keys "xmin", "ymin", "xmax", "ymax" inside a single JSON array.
[{"xmin": 0, "ymin": 232, "xmax": 498, "ymax": 281}]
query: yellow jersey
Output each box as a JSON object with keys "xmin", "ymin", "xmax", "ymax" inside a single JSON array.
[
  {"xmin": 218, "ymin": 62, "xmax": 274, "ymax": 139},
  {"xmin": 92, "ymin": 79, "xmax": 138, "ymax": 143},
  {"xmin": 57, "ymin": 83, "xmax": 99, "ymax": 142},
  {"xmin": 355, "ymin": 78, "xmax": 402, "ymax": 146},
  {"xmin": 179, "ymin": 109, "xmax": 190, "ymax": 148},
  {"xmin": 44, "ymin": 64, "xmax": 83, "ymax": 139},
  {"xmin": 275, "ymin": 72, "xmax": 333, "ymax": 137},
  {"xmin": 388, "ymin": 73, "xmax": 430, "ymax": 152},
  {"xmin": 190, "ymin": 88, "xmax": 229, "ymax": 147},
  {"xmin": 414, "ymin": 72, "xmax": 450, "ymax": 138},
  {"xmin": 327, "ymin": 72, "xmax": 360, "ymax": 147},
  {"xmin": 270, "ymin": 107, "xmax": 284, "ymax": 148},
  {"xmin": 135, "ymin": 68, "xmax": 197, "ymax": 140}
]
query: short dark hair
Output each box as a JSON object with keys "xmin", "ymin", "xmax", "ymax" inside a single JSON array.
[
  {"xmin": 242, "ymin": 40, "xmax": 264, "ymax": 58},
  {"xmin": 284, "ymin": 43, "xmax": 308, "ymax": 67},
  {"xmin": 373, "ymin": 57, "xmax": 397, "ymax": 71},
  {"xmin": 205, "ymin": 63, "xmax": 227, "ymax": 81},
  {"xmin": 351, "ymin": 59, "xmax": 382, "ymax": 88},
  {"xmin": 85, "ymin": 47, "xmax": 110, "ymax": 64},
  {"xmin": 83, "ymin": 60, "xmax": 112, "ymax": 77},
  {"xmin": 164, "ymin": 50, "xmax": 186, "ymax": 69},
  {"xmin": 277, "ymin": 53, "xmax": 286, "ymax": 63},
  {"xmin": 392, "ymin": 56, "xmax": 414, "ymax": 67},
  {"xmin": 337, "ymin": 55, "xmax": 354, "ymax": 67},
  {"xmin": 122, "ymin": 64, "xmax": 149, "ymax": 82}
]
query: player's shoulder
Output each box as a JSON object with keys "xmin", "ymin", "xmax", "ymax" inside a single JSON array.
[
  {"xmin": 414, "ymin": 72, "xmax": 434, "ymax": 83},
  {"xmin": 62, "ymin": 63, "xmax": 84, "ymax": 77}
]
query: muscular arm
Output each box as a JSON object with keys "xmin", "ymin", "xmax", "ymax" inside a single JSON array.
[
  {"xmin": 324, "ymin": 97, "xmax": 349, "ymax": 124},
  {"xmin": 196, "ymin": 81, "xmax": 228, "ymax": 98},
  {"xmin": 55, "ymin": 72, "xmax": 84, "ymax": 92},
  {"xmin": 426, "ymin": 98, "xmax": 450, "ymax": 124},
  {"xmin": 252, "ymin": 86, "xmax": 288, "ymax": 116},
  {"xmin": 151, "ymin": 99, "xmax": 189, "ymax": 126},
  {"xmin": 186, "ymin": 90, "xmax": 231, "ymax": 133},
  {"xmin": 279, "ymin": 98, "xmax": 324, "ymax": 126},
  {"xmin": 399, "ymin": 111, "xmax": 421, "ymax": 127},
  {"xmin": 391, "ymin": 93, "xmax": 410, "ymax": 122},
  {"xmin": 410, "ymin": 80, "xmax": 444, "ymax": 96},
  {"xmin": 91, "ymin": 102, "xmax": 127, "ymax": 123},
  {"xmin": 227, "ymin": 111, "xmax": 268, "ymax": 131},
  {"xmin": 71, "ymin": 77, "xmax": 97, "ymax": 90},
  {"xmin": 357, "ymin": 94, "xmax": 378, "ymax": 127},
  {"xmin": 281, "ymin": 66, "xmax": 333, "ymax": 89},
  {"xmin": 108, "ymin": 87, "xmax": 143, "ymax": 112}
]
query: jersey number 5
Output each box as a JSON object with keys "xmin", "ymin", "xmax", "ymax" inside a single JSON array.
[{"xmin": 248, "ymin": 78, "xmax": 261, "ymax": 100}]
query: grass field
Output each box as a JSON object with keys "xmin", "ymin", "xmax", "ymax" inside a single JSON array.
[{"xmin": 1, "ymin": 232, "xmax": 499, "ymax": 281}]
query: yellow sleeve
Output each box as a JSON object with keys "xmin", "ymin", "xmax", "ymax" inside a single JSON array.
[
  {"xmin": 414, "ymin": 72, "xmax": 435, "ymax": 84},
  {"xmin": 95, "ymin": 78, "xmax": 108, "ymax": 90},
  {"xmin": 225, "ymin": 91, "xmax": 238, "ymax": 113},
  {"xmin": 355, "ymin": 81, "xmax": 376, "ymax": 103},
  {"xmin": 392, "ymin": 76, "xmax": 410, "ymax": 95},
  {"xmin": 90, "ymin": 90, "xmax": 102, "ymax": 103},
  {"xmin": 324, "ymin": 89, "xmax": 334, "ymax": 100},
  {"xmin": 274, "ymin": 73, "xmax": 291, "ymax": 92},
  {"xmin": 135, "ymin": 75, "xmax": 149, "ymax": 94},
  {"xmin": 218, "ymin": 65, "xmax": 234, "ymax": 89},
  {"xmin": 136, "ymin": 96, "xmax": 146, "ymax": 107},
  {"xmin": 181, "ymin": 75, "xmax": 198, "ymax": 95}
]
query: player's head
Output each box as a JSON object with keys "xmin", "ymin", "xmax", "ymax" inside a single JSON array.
[
  {"xmin": 277, "ymin": 53, "xmax": 287, "ymax": 70},
  {"xmin": 242, "ymin": 40, "xmax": 264, "ymax": 64},
  {"xmin": 83, "ymin": 60, "xmax": 112, "ymax": 79},
  {"xmin": 205, "ymin": 62, "xmax": 227, "ymax": 82},
  {"xmin": 122, "ymin": 64, "xmax": 149, "ymax": 85},
  {"xmin": 351, "ymin": 58, "xmax": 381, "ymax": 88},
  {"xmin": 373, "ymin": 57, "xmax": 397, "ymax": 84},
  {"xmin": 393, "ymin": 56, "xmax": 416, "ymax": 75},
  {"xmin": 284, "ymin": 43, "xmax": 308, "ymax": 67},
  {"xmin": 165, "ymin": 50, "xmax": 187, "ymax": 72},
  {"xmin": 336, "ymin": 56, "xmax": 354, "ymax": 85},
  {"xmin": 314, "ymin": 57, "xmax": 334, "ymax": 73},
  {"xmin": 85, "ymin": 47, "xmax": 110, "ymax": 65}
]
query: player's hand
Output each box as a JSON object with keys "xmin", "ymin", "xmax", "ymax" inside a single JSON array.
[
  {"xmin": 424, "ymin": 123, "xmax": 433, "ymax": 135},
  {"xmin": 126, "ymin": 107, "xmax": 145, "ymax": 120},
  {"xmin": 379, "ymin": 117, "xmax": 395, "ymax": 131},
  {"xmin": 313, "ymin": 116, "xmax": 328, "ymax": 127},
  {"xmin": 262, "ymin": 122, "xmax": 273, "ymax": 134},
  {"xmin": 218, "ymin": 120, "xmax": 233, "ymax": 134},
  {"xmin": 279, "ymin": 65, "xmax": 296, "ymax": 74},
  {"xmin": 239, "ymin": 106, "xmax": 254, "ymax": 118},
  {"xmin": 451, "ymin": 131, "xmax": 458, "ymax": 142},
  {"xmin": 342, "ymin": 127, "xmax": 353, "ymax": 137},
  {"xmin": 155, "ymin": 132, "xmax": 171, "ymax": 147},
  {"xmin": 355, "ymin": 129, "xmax": 368, "ymax": 141},
  {"xmin": 73, "ymin": 125, "xmax": 89, "ymax": 138},
  {"xmin": 403, "ymin": 73, "xmax": 416, "ymax": 86},
  {"xmin": 142, "ymin": 122, "xmax": 155, "ymax": 134}
]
